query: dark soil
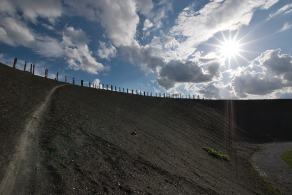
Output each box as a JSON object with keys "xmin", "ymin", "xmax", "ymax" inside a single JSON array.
[{"xmin": 0, "ymin": 63, "xmax": 290, "ymax": 194}]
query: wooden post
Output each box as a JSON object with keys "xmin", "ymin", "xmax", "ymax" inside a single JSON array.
[
  {"xmin": 89, "ymin": 82, "xmax": 91, "ymax": 87},
  {"xmin": 23, "ymin": 61, "xmax": 27, "ymax": 71},
  {"xmin": 30, "ymin": 64, "xmax": 33, "ymax": 73},
  {"xmin": 32, "ymin": 64, "xmax": 35, "ymax": 75},
  {"xmin": 45, "ymin": 69, "xmax": 47, "ymax": 78},
  {"xmin": 127, "ymin": 89, "xmax": 128, "ymax": 93},
  {"xmin": 56, "ymin": 72, "xmax": 58, "ymax": 81},
  {"xmin": 65, "ymin": 76, "xmax": 67, "ymax": 82},
  {"xmin": 132, "ymin": 89, "xmax": 134, "ymax": 94},
  {"xmin": 12, "ymin": 57, "xmax": 17, "ymax": 69},
  {"xmin": 81, "ymin": 80, "xmax": 83, "ymax": 86}
]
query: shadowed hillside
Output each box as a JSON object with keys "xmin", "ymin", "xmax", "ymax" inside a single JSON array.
[{"xmin": 0, "ymin": 63, "xmax": 289, "ymax": 194}]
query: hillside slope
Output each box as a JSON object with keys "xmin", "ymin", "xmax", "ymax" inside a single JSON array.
[{"xmin": 0, "ymin": 63, "xmax": 284, "ymax": 194}]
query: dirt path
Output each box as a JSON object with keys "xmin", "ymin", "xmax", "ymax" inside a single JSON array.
[
  {"xmin": 252, "ymin": 142, "xmax": 292, "ymax": 195},
  {"xmin": 0, "ymin": 85, "xmax": 65, "ymax": 195}
]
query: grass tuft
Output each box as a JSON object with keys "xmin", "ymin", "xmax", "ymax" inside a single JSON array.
[
  {"xmin": 281, "ymin": 150, "xmax": 292, "ymax": 168},
  {"xmin": 203, "ymin": 147, "xmax": 230, "ymax": 161}
]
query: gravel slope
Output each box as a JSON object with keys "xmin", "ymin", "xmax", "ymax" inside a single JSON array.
[
  {"xmin": 0, "ymin": 63, "xmax": 285, "ymax": 194},
  {"xmin": 252, "ymin": 142, "xmax": 292, "ymax": 195}
]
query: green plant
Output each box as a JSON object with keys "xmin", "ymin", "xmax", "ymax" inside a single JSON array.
[
  {"xmin": 203, "ymin": 147, "xmax": 230, "ymax": 161},
  {"xmin": 281, "ymin": 150, "xmax": 292, "ymax": 168}
]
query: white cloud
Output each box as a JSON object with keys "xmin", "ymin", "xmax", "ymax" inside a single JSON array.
[
  {"xmin": 63, "ymin": 26, "xmax": 105, "ymax": 74},
  {"xmin": 143, "ymin": 19, "xmax": 154, "ymax": 31},
  {"xmin": 232, "ymin": 49, "xmax": 292, "ymax": 98},
  {"xmin": 91, "ymin": 78, "xmax": 101, "ymax": 87},
  {"xmin": 65, "ymin": 0, "xmax": 139, "ymax": 47},
  {"xmin": 269, "ymin": 3, "xmax": 292, "ymax": 19},
  {"xmin": 170, "ymin": 0, "xmax": 279, "ymax": 59},
  {"xmin": 279, "ymin": 22, "xmax": 292, "ymax": 32},
  {"xmin": 136, "ymin": 0, "xmax": 154, "ymax": 16},
  {"xmin": 97, "ymin": 42, "xmax": 117, "ymax": 60},
  {"xmin": 0, "ymin": 0, "xmax": 62, "ymax": 23},
  {"xmin": 0, "ymin": 17, "xmax": 34, "ymax": 46}
]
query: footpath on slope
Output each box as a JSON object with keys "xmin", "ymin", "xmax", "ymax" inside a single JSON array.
[
  {"xmin": 252, "ymin": 142, "xmax": 292, "ymax": 195},
  {"xmin": 0, "ymin": 85, "xmax": 66, "ymax": 195}
]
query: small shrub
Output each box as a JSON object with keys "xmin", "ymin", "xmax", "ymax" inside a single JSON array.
[
  {"xmin": 281, "ymin": 150, "xmax": 292, "ymax": 168},
  {"xmin": 203, "ymin": 147, "xmax": 230, "ymax": 161}
]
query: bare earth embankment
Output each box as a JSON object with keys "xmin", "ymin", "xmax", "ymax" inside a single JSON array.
[{"xmin": 0, "ymin": 63, "xmax": 291, "ymax": 194}]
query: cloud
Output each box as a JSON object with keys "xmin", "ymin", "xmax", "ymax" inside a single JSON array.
[
  {"xmin": 279, "ymin": 22, "xmax": 292, "ymax": 32},
  {"xmin": 269, "ymin": 3, "xmax": 292, "ymax": 19},
  {"xmin": 97, "ymin": 42, "xmax": 117, "ymax": 60},
  {"xmin": 65, "ymin": 0, "xmax": 139, "ymax": 46},
  {"xmin": 158, "ymin": 59, "xmax": 220, "ymax": 89},
  {"xmin": 63, "ymin": 26, "xmax": 105, "ymax": 74},
  {"xmin": 33, "ymin": 36, "xmax": 64, "ymax": 57},
  {"xmin": 0, "ymin": 17, "xmax": 34, "ymax": 46},
  {"xmin": 232, "ymin": 49, "xmax": 292, "ymax": 97},
  {"xmin": 91, "ymin": 78, "xmax": 101, "ymax": 87},
  {"xmin": 0, "ymin": 16, "xmax": 64, "ymax": 58},
  {"xmin": 170, "ymin": 0, "xmax": 279, "ymax": 59},
  {"xmin": 143, "ymin": 19, "xmax": 154, "ymax": 31},
  {"xmin": 136, "ymin": 0, "xmax": 154, "ymax": 16},
  {"xmin": 119, "ymin": 43, "xmax": 220, "ymax": 89},
  {"xmin": 0, "ymin": 0, "xmax": 62, "ymax": 23}
]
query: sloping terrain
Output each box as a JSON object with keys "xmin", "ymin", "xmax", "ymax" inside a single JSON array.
[{"xmin": 0, "ymin": 63, "xmax": 287, "ymax": 194}]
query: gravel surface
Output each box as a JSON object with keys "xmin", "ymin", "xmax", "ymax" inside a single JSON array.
[
  {"xmin": 252, "ymin": 142, "xmax": 292, "ymax": 195},
  {"xmin": 0, "ymin": 63, "xmax": 287, "ymax": 194}
]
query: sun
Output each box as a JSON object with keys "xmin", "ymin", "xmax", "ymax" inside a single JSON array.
[
  {"xmin": 219, "ymin": 39, "xmax": 241, "ymax": 59},
  {"xmin": 214, "ymin": 33, "xmax": 246, "ymax": 64}
]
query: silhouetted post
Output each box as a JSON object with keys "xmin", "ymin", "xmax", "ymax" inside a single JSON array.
[
  {"xmin": 23, "ymin": 61, "xmax": 27, "ymax": 71},
  {"xmin": 89, "ymin": 82, "xmax": 91, "ymax": 87},
  {"xmin": 127, "ymin": 89, "xmax": 128, "ymax": 93},
  {"xmin": 56, "ymin": 72, "xmax": 59, "ymax": 81},
  {"xmin": 131, "ymin": 89, "xmax": 134, "ymax": 94},
  {"xmin": 118, "ymin": 87, "xmax": 121, "ymax": 92},
  {"xmin": 81, "ymin": 80, "xmax": 84, "ymax": 86},
  {"xmin": 32, "ymin": 64, "xmax": 35, "ymax": 75},
  {"xmin": 45, "ymin": 69, "xmax": 48, "ymax": 78},
  {"xmin": 30, "ymin": 64, "xmax": 33, "ymax": 73},
  {"xmin": 73, "ymin": 77, "xmax": 75, "ymax": 85},
  {"xmin": 12, "ymin": 57, "xmax": 17, "ymax": 69},
  {"xmin": 122, "ymin": 88, "xmax": 124, "ymax": 92},
  {"xmin": 197, "ymin": 95, "xmax": 200, "ymax": 99}
]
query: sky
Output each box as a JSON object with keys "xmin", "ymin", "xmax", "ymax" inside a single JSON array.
[{"xmin": 0, "ymin": 0, "xmax": 292, "ymax": 99}]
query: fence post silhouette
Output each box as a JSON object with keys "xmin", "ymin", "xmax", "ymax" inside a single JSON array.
[
  {"xmin": 56, "ymin": 72, "xmax": 58, "ymax": 81},
  {"xmin": 131, "ymin": 89, "xmax": 134, "ymax": 94},
  {"xmin": 12, "ymin": 57, "xmax": 17, "ymax": 69},
  {"xmin": 23, "ymin": 61, "xmax": 27, "ymax": 71},
  {"xmin": 72, "ymin": 77, "xmax": 75, "ymax": 85},
  {"xmin": 81, "ymin": 80, "xmax": 83, "ymax": 86},
  {"xmin": 32, "ymin": 64, "xmax": 35, "ymax": 75},
  {"xmin": 45, "ymin": 69, "xmax": 48, "ymax": 78},
  {"xmin": 89, "ymin": 82, "xmax": 91, "ymax": 87},
  {"xmin": 30, "ymin": 64, "xmax": 32, "ymax": 73}
]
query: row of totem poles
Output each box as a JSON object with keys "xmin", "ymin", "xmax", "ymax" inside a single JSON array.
[{"xmin": 11, "ymin": 57, "xmax": 202, "ymax": 100}]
